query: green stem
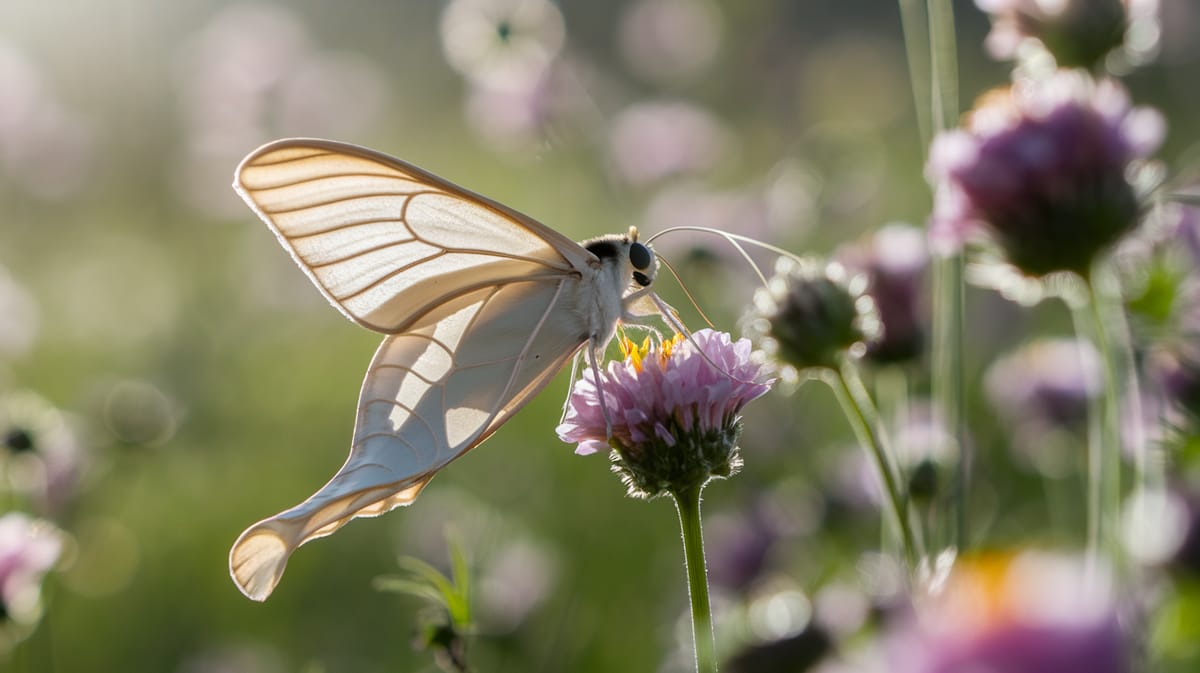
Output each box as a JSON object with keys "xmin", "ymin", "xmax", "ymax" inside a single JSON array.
[
  {"xmin": 926, "ymin": 0, "xmax": 959, "ymax": 134},
  {"xmin": 672, "ymin": 485, "xmax": 718, "ymax": 673},
  {"xmin": 1087, "ymin": 270, "xmax": 1124, "ymax": 572},
  {"xmin": 896, "ymin": 0, "xmax": 932, "ymax": 150},
  {"xmin": 1067, "ymin": 270, "xmax": 1123, "ymax": 576},
  {"xmin": 829, "ymin": 360, "xmax": 919, "ymax": 571},
  {"xmin": 899, "ymin": 0, "xmax": 965, "ymax": 555}
]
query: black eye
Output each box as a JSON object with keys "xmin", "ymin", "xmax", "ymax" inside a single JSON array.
[
  {"xmin": 629, "ymin": 242, "xmax": 653, "ymax": 271},
  {"xmin": 633, "ymin": 271, "xmax": 651, "ymax": 287}
]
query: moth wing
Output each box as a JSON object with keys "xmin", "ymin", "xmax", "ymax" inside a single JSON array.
[
  {"xmin": 234, "ymin": 138, "xmax": 595, "ymax": 333},
  {"xmin": 230, "ymin": 276, "xmax": 588, "ymax": 600}
]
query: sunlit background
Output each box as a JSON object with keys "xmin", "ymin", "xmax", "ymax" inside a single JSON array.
[{"xmin": 2, "ymin": 0, "xmax": 1199, "ymax": 671}]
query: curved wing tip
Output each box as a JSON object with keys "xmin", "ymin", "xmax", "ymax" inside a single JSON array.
[{"xmin": 229, "ymin": 528, "xmax": 292, "ymax": 602}]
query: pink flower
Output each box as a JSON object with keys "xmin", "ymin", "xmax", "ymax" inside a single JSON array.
[
  {"xmin": 557, "ymin": 329, "xmax": 772, "ymax": 498},
  {"xmin": 927, "ymin": 73, "xmax": 1164, "ymax": 276},
  {"xmin": 0, "ymin": 512, "xmax": 62, "ymax": 626}
]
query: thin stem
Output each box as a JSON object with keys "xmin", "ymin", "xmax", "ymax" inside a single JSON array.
[
  {"xmin": 1068, "ymin": 270, "xmax": 1123, "ymax": 578},
  {"xmin": 1087, "ymin": 269, "xmax": 1125, "ymax": 573},
  {"xmin": 672, "ymin": 485, "xmax": 718, "ymax": 673},
  {"xmin": 900, "ymin": 0, "xmax": 966, "ymax": 554},
  {"xmin": 829, "ymin": 360, "xmax": 920, "ymax": 571},
  {"xmin": 926, "ymin": 0, "xmax": 959, "ymax": 134},
  {"xmin": 897, "ymin": 0, "xmax": 932, "ymax": 149},
  {"xmin": 927, "ymin": 0, "xmax": 966, "ymax": 553}
]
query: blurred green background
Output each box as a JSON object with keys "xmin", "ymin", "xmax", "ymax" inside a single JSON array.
[{"xmin": 1, "ymin": 0, "xmax": 1198, "ymax": 671}]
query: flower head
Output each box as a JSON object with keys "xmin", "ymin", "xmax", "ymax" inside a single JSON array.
[
  {"xmin": 885, "ymin": 551, "xmax": 1129, "ymax": 673},
  {"xmin": 928, "ymin": 73, "xmax": 1164, "ymax": 277},
  {"xmin": 0, "ymin": 512, "xmax": 62, "ymax": 636},
  {"xmin": 746, "ymin": 257, "xmax": 881, "ymax": 375},
  {"xmin": 440, "ymin": 0, "xmax": 565, "ymax": 90},
  {"xmin": 976, "ymin": 0, "xmax": 1132, "ymax": 69},
  {"xmin": 836, "ymin": 224, "xmax": 930, "ymax": 365},
  {"xmin": 0, "ymin": 391, "xmax": 86, "ymax": 516},
  {"xmin": 556, "ymin": 329, "xmax": 772, "ymax": 498}
]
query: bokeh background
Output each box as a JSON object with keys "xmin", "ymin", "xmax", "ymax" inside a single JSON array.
[{"xmin": 1, "ymin": 0, "xmax": 1198, "ymax": 671}]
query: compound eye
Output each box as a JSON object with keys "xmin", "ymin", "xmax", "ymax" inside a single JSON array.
[
  {"xmin": 629, "ymin": 242, "xmax": 653, "ymax": 271},
  {"xmin": 633, "ymin": 271, "xmax": 651, "ymax": 287}
]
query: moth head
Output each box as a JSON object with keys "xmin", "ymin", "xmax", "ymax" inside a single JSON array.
[
  {"xmin": 625, "ymin": 225, "xmax": 656, "ymax": 288},
  {"xmin": 584, "ymin": 227, "xmax": 658, "ymax": 290}
]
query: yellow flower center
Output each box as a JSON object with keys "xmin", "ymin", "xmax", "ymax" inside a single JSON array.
[{"xmin": 619, "ymin": 332, "xmax": 686, "ymax": 372}]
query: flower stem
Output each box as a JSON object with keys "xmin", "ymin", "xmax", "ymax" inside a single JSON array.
[
  {"xmin": 671, "ymin": 485, "xmax": 718, "ymax": 673},
  {"xmin": 829, "ymin": 360, "xmax": 920, "ymax": 572},
  {"xmin": 1080, "ymin": 268, "xmax": 1125, "ymax": 575},
  {"xmin": 898, "ymin": 0, "xmax": 965, "ymax": 555}
]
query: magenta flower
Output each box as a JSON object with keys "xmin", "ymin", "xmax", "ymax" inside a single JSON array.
[
  {"xmin": 836, "ymin": 224, "xmax": 930, "ymax": 365},
  {"xmin": 556, "ymin": 329, "xmax": 772, "ymax": 498},
  {"xmin": 885, "ymin": 551, "xmax": 1130, "ymax": 673},
  {"xmin": 0, "ymin": 512, "xmax": 62, "ymax": 628},
  {"xmin": 928, "ymin": 73, "xmax": 1164, "ymax": 277}
]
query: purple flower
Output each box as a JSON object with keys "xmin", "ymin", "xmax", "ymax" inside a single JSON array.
[
  {"xmin": 0, "ymin": 512, "xmax": 62, "ymax": 627},
  {"xmin": 928, "ymin": 73, "xmax": 1164, "ymax": 277},
  {"xmin": 556, "ymin": 329, "xmax": 772, "ymax": 498},
  {"xmin": 607, "ymin": 100, "xmax": 729, "ymax": 188},
  {"xmin": 836, "ymin": 224, "xmax": 930, "ymax": 365},
  {"xmin": 886, "ymin": 551, "xmax": 1130, "ymax": 673}
]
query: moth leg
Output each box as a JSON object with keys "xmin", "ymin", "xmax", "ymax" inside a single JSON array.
[
  {"xmin": 586, "ymin": 343, "xmax": 614, "ymax": 439},
  {"xmin": 560, "ymin": 350, "xmax": 587, "ymax": 425}
]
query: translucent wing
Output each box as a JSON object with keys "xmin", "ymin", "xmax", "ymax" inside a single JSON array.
[
  {"xmin": 234, "ymin": 138, "xmax": 595, "ymax": 333},
  {"xmin": 231, "ymin": 274, "xmax": 588, "ymax": 601},
  {"xmin": 230, "ymin": 139, "xmax": 602, "ymax": 600}
]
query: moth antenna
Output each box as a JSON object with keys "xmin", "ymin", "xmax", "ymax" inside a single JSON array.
[
  {"xmin": 647, "ymin": 226, "xmax": 808, "ymax": 290},
  {"xmin": 656, "ymin": 254, "xmax": 716, "ymax": 330}
]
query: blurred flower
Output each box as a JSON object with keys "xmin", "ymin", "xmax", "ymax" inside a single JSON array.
[
  {"xmin": 557, "ymin": 329, "xmax": 772, "ymax": 499},
  {"xmin": 706, "ymin": 505, "xmax": 779, "ymax": 592},
  {"xmin": 836, "ymin": 224, "xmax": 929, "ymax": 365},
  {"xmin": 0, "ymin": 391, "xmax": 86, "ymax": 517},
  {"xmin": 173, "ymin": 4, "xmax": 389, "ymax": 217},
  {"xmin": 928, "ymin": 72, "xmax": 1164, "ymax": 277},
  {"xmin": 0, "ymin": 40, "xmax": 94, "ymax": 200},
  {"xmin": 0, "ymin": 264, "xmax": 38, "ymax": 360},
  {"xmin": 0, "ymin": 512, "xmax": 62, "ymax": 638},
  {"xmin": 985, "ymin": 337, "xmax": 1101, "ymax": 428},
  {"xmin": 440, "ymin": 0, "xmax": 565, "ymax": 90},
  {"xmin": 608, "ymin": 100, "xmax": 729, "ymax": 188},
  {"xmin": 885, "ymin": 551, "xmax": 1129, "ymax": 673},
  {"xmin": 618, "ymin": 0, "xmax": 722, "ymax": 84},
  {"xmin": 984, "ymin": 337, "xmax": 1103, "ymax": 475},
  {"xmin": 976, "ymin": 0, "xmax": 1140, "ymax": 69},
  {"xmin": 745, "ymin": 257, "xmax": 880, "ymax": 376},
  {"xmin": 462, "ymin": 59, "xmax": 587, "ymax": 154}
]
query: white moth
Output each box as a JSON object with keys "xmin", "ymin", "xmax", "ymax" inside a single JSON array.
[{"xmin": 229, "ymin": 138, "xmax": 668, "ymax": 601}]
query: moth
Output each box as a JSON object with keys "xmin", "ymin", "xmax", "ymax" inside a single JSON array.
[{"xmin": 229, "ymin": 139, "xmax": 671, "ymax": 600}]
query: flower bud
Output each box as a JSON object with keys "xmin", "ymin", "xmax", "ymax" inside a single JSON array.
[{"xmin": 747, "ymin": 257, "xmax": 880, "ymax": 373}]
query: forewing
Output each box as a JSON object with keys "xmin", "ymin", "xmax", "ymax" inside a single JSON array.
[
  {"xmin": 234, "ymin": 138, "xmax": 595, "ymax": 333},
  {"xmin": 230, "ymin": 276, "xmax": 587, "ymax": 601}
]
